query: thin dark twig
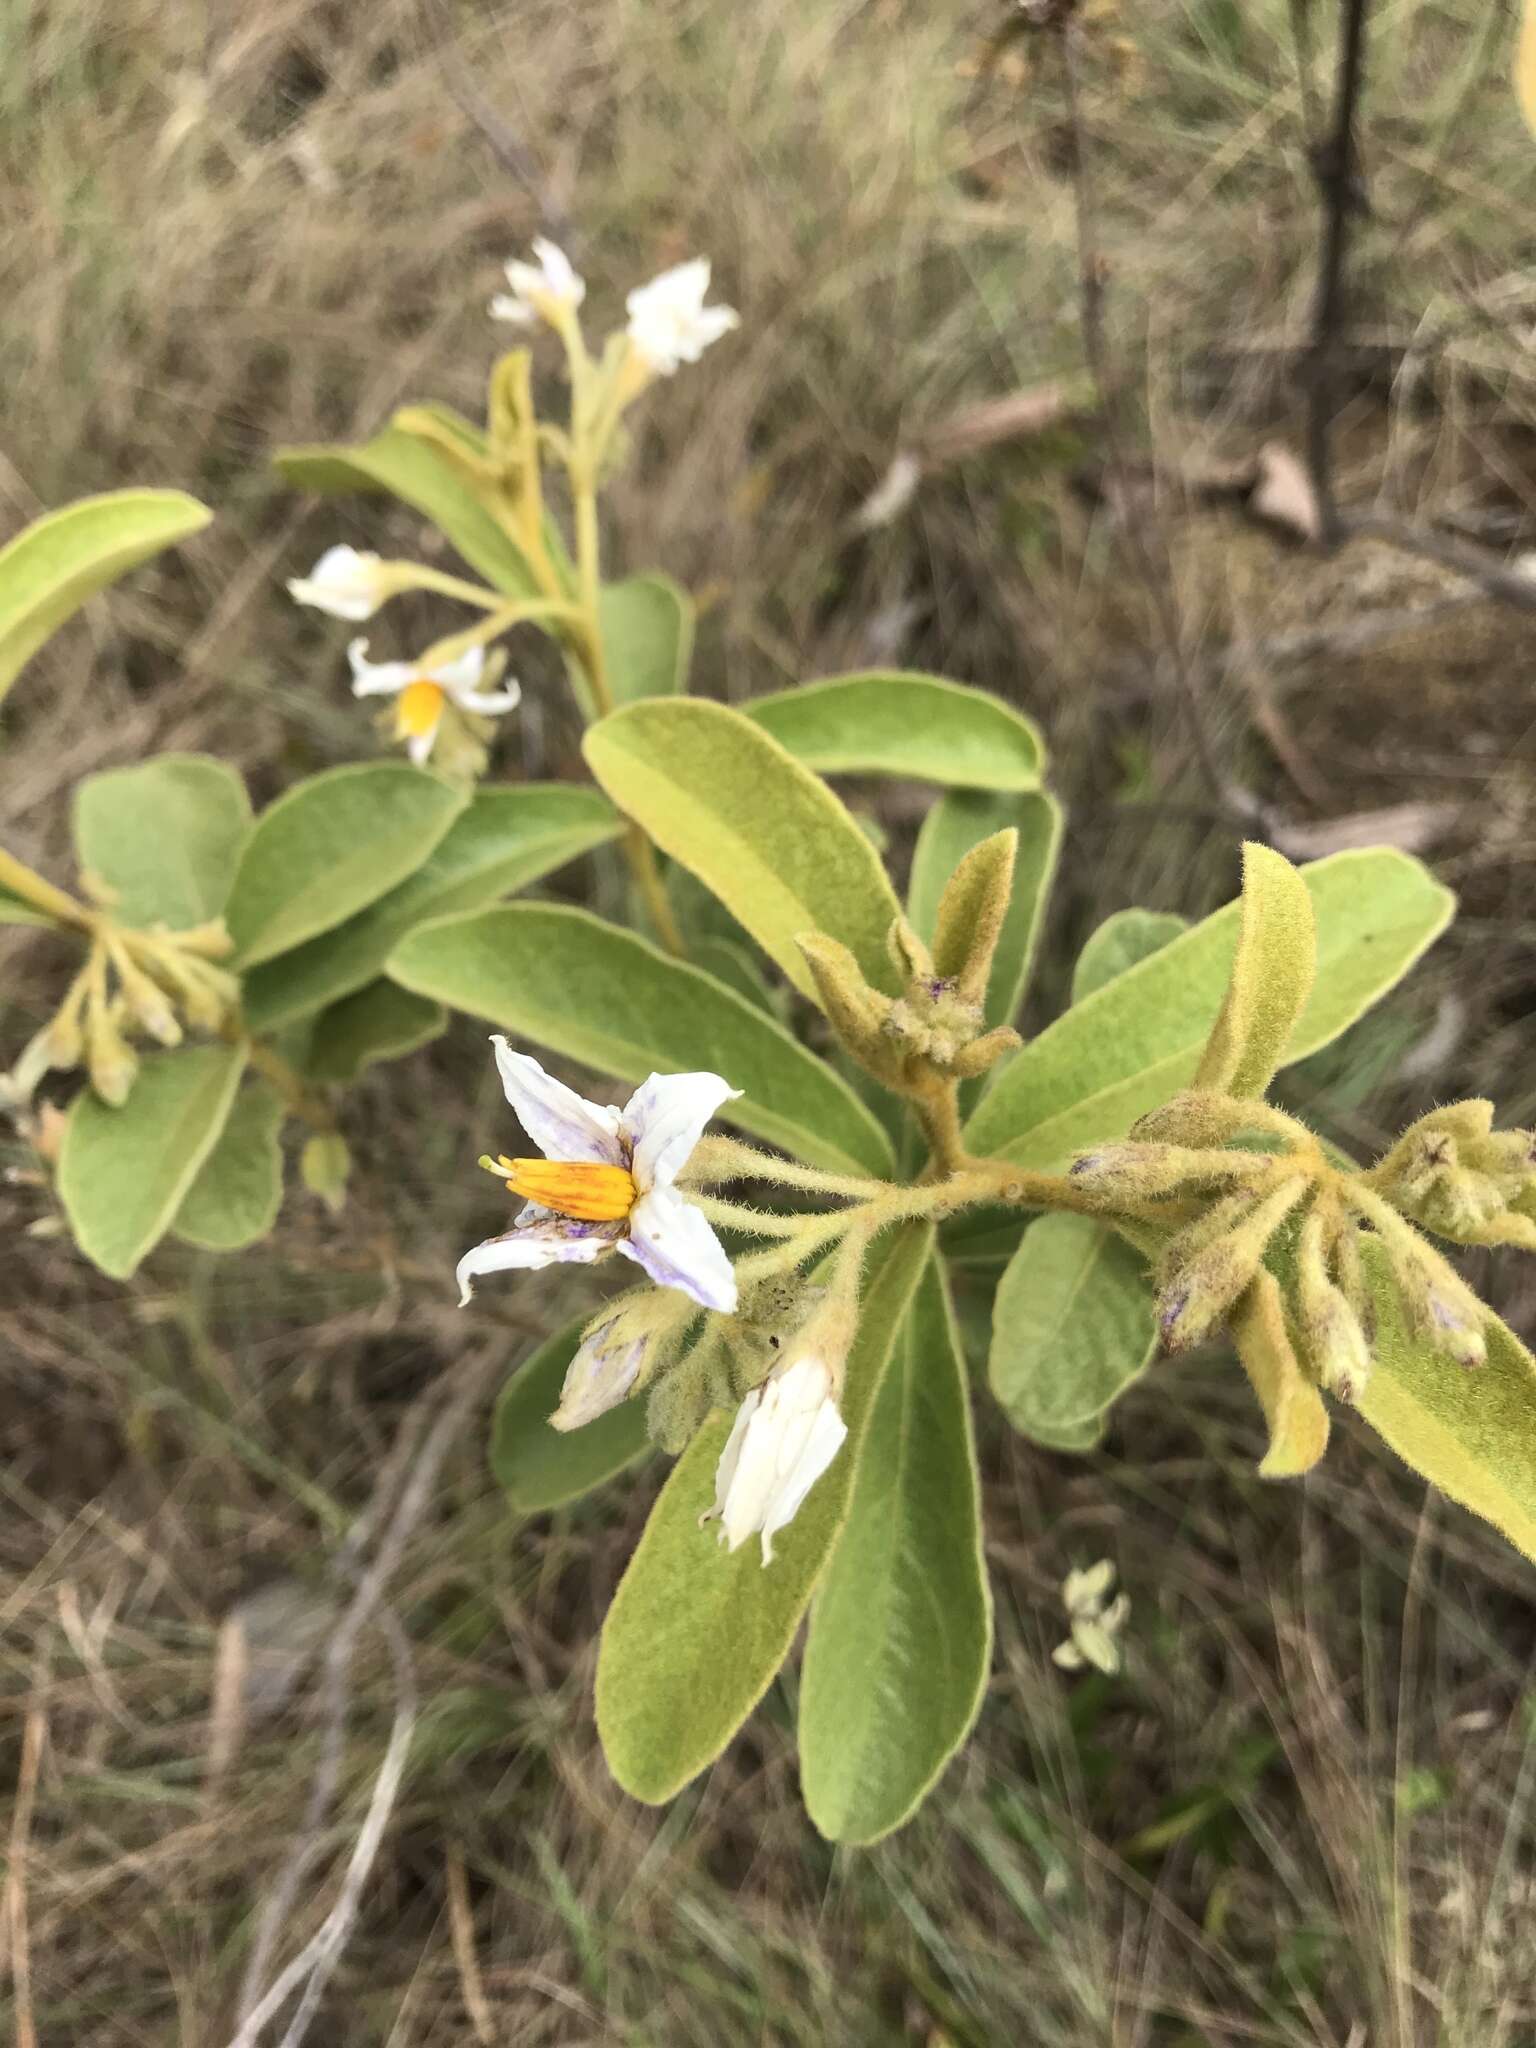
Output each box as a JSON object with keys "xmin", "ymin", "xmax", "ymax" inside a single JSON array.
[
  {"xmin": 427, "ymin": 1, "xmax": 573, "ymax": 249},
  {"xmin": 1303, "ymin": 0, "xmax": 1371, "ymax": 547},
  {"xmin": 1057, "ymin": 25, "xmax": 1266, "ymax": 832}
]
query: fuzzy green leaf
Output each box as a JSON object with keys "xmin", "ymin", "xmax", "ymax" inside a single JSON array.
[
  {"xmin": 594, "ymin": 1223, "xmax": 930, "ymax": 1804},
  {"xmin": 388, "ymin": 902, "xmax": 894, "ymax": 1177},
  {"xmin": 303, "ymin": 981, "xmax": 445, "ymax": 1083},
  {"xmin": 747, "ymin": 673, "xmax": 1044, "ymax": 791},
  {"xmin": 599, "ymin": 574, "xmax": 694, "ymax": 701},
  {"xmin": 59, "ymin": 1043, "xmax": 247, "ymax": 1277},
  {"xmin": 241, "ymin": 782, "xmax": 619, "ymax": 1034},
  {"xmin": 988, "ymin": 1214, "xmax": 1157, "ymax": 1438},
  {"xmin": 1195, "ymin": 843, "xmax": 1317, "ymax": 1099},
  {"xmin": 1360, "ymin": 1243, "xmax": 1536, "ymax": 1564},
  {"xmin": 491, "ymin": 1317, "xmax": 651, "ymax": 1514},
  {"xmin": 908, "ymin": 789, "xmax": 1063, "ymax": 1032},
  {"xmin": 1071, "ymin": 909, "xmax": 1189, "ymax": 1003},
  {"xmin": 225, "ymin": 763, "xmax": 467, "ymax": 971},
  {"xmin": 274, "ymin": 422, "xmax": 538, "ymax": 596},
  {"xmin": 172, "ymin": 1080, "xmax": 286, "ymax": 1251},
  {"xmin": 965, "ymin": 849, "xmax": 1454, "ymax": 1170},
  {"xmin": 799, "ymin": 1257, "xmax": 992, "ymax": 1843},
  {"xmin": 0, "ymin": 489, "xmax": 212, "ymax": 707},
  {"xmin": 1231, "ymin": 1269, "xmax": 1329, "ymax": 1479},
  {"xmin": 583, "ymin": 699, "xmax": 905, "ymax": 1002},
  {"xmin": 73, "ymin": 755, "xmax": 252, "ymax": 929}
]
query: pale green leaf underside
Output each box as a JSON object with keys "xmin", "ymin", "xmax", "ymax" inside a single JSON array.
[
  {"xmin": 989, "ymin": 1214, "xmax": 1157, "ymax": 1435},
  {"xmin": 1359, "ymin": 1242, "xmax": 1536, "ymax": 1565},
  {"xmin": 800, "ymin": 1257, "xmax": 992, "ymax": 1844},
  {"xmin": 303, "ymin": 980, "xmax": 445, "ymax": 1083},
  {"xmin": 274, "ymin": 421, "xmax": 538, "ymax": 596},
  {"xmin": 225, "ymin": 762, "xmax": 466, "ymax": 970},
  {"xmin": 0, "ymin": 489, "xmax": 212, "ymax": 707},
  {"xmin": 491, "ymin": 1316, "xmax": 651, "ymax": 1514},
  {"xmin": 746, "ymin": 672, "xmax": 1045, "ymax": 791},
  {"xmin": 965, "ymin": 849, "xmax": 1454, "ymax": 1169},
  {"xmin": 59, "ymin": 1043, "xmax": 247, "ymax": 1277},
  {"xmin": 599, "ymin": 574, "xmax": 695, "ymax": 702},
  {"xmin": 240, "ymin": 782, "xmax": 619, "ymax": 1034},
  {"xmin": 1071, "ymin": 908, "xmax": 1189, "ymax": 1004},
  {"xmin": 908, "ymin": 788, "xmax": 1063, "ymax": 1033},
  {"xmin": 594, "ymin": 1223, "xmax": 930, "ymax": 1804},
  {"xmin": 583, "ymin": 698, "xmax": 905, "ymax": 1002},
  {"xmin": 172, "ymin": 1079, "xmax": 286, "ymax": 1250},
  {"xmin": 72, "ymin": 754, "xmax": 252, "ymax": 929},
  {"xmin": 387, "ymin": 902, "xmax": 894, "ymax": 1178}
]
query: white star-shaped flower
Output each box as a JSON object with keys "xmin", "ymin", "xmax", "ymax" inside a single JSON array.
[
  {"xmin": 489, "ymin": 238, "xmax": 587, "ymax": 326},
  {"xmin": 625, "ymin": 258, "xmax": 739, "ymax": 376},
  {"xmin": 287, "ymin": 544, "xmax": 391, "ymax": 622},
  {"xmin": 457, "ymin": 1039, "xmax": 740, "ymax": 1315},
  {"xmin": 346, "ymin": 639, "xmax": 520, "ymax": 765},
  {"xmin": 704, "ymin": 1351, "xmax": 847, "ymax": 1565}
]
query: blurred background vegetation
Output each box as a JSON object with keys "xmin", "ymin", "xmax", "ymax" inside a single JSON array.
[{"xmin": 5, "ymin": 1, "xmax": 1536, "ymax": 2041}]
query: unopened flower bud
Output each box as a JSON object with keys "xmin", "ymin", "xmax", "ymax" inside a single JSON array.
[
  {"xmin": 1157, "ymin": 1177, "xmax": 1309, "ymax": 1351},
  {"xmin": 797, "ymin": 931, "xmax": 902, "ymax": 1082},
  {"xmin": 553, "ymin": 1317, "xmax": 647, "ymax": 1431},
  {"xmin": 930, "ymin": 828, "xmax": 1018, "ymax": 1008},
  {"xmin": 1388, "ymin": 1238, "xmax": 1488, "ymax": 1370},
  {"xmin": 300, "ymin": 1132, "xmax": 351, "ymax": 1214},
  {"xmin": 1067, "ymin": 1141, "xmax": 1262, "ymax": 1208},
  {"xmin": 85, "ymin": 1006, "xmax": 138, "ymax": 1107},
  {"xmin": 1296, "ymin": 1211, "xmax": 1371, "ymax": 1403},
  {"xmin": 949, "ymin": 1024, "xmax": 1023, "ymax": 1080},
  {"xmin": 703, "ymin": 1350, "xmax": 847, "ymax": 1565}
]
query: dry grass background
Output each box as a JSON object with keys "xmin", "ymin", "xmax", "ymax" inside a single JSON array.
[{"xmin": 6, "ymin": 1, "xmax": 1536, "ymax": 2042}]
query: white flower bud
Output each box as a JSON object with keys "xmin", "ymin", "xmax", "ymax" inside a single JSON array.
[
  {"xmin": 705, "ymin": 1352, "xmax": 846, "ymax": 1565},
  {"xmin": 286, "ymin": 545, "xmax": 391, "ymax": 621}
]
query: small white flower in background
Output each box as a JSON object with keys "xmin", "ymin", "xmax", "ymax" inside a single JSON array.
[
  {"xmin": 457, "ymin": 1037, "xmax": 740, "ymax": 1317},
  {"xmin": 1053, "ymin": 1559, "xmax": 1130, "ymax": 1676},
  {"xmin": 704, "ymin": 1350, "xmax": 847, "ymax": 1566},
  {"xmin": 346, "ymin": 639, "xmax": 520, "ymax": 766},
  {"xmin": 490, "ymin": 238, "xmax": 587, "ymax": 326},
  {"xmin": 286, "ymin": 544, "xmax": 391, "ymax": 622},
  {"xmin": 625, "ymin": 258, "xmax": 739, "ymax": 376}
]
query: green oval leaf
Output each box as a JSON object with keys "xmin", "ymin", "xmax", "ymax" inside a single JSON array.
[
  {"xmin": 172, "ymin": 1079, "xmax": 286, "ymax": 1251},
  {"xmin": 387, "ymin": 902, "xmax": 894, "ymax": 1177},
  {"xmin": 594, "ymin": 1221, "xmax": 930, "ymax": 1804},
  {"xmin": 584, "ymin": 699, "xmax": 904, "ymax": 1003},
  {"xmin": 225, "ymin": 763, "xmax": 467, "ymax": 971},
  {"xmin": 73, "ymin": 755, "xmax": 252, "ymax": 929},
  {"xmin": 1358, "ymin": 1241, "xmax": 1536, "ymax": 1564},
  {"xmin": 0, "ymin": 489, "xmax": 212, "ymax": 707},
  {"xmin": 303, "ymin": 980, "xmax": 445, "ymax": 1083},
  {"xmin": 799, "ymin": 1256, "xmax": 992, "ymax": 1843},
  {"xmin": 59, "ymin": 1043, "xmax": 247, "ymax": 1277},
  {"xmin": 908, "ymin": 789, "xmax": 1063, "ymax": 1033},
  {"xmin": 599, "ymin": 574, "xmax": 694, "ymax": 702},
  {"xmin": 1195, "ymin": 843, "xmax": 1317, "ymax": 1100},
  {"xmin": 965, "ymin": 849, "xmax": 1455, "ymax": 1170},
  {"xmin": 492, "ymin": 1317, "xmax": 651, "ymax": 1514},
  {"xmin": 988, "ymin": 1214, "xmax": 1157, "ymax": 1438},
  {"xmin": 1071, "ymin": 908, "xmax": 1189, "ymax": 1003},
  {"xmin": 747, "ymin": 673, "xmax": 1044, "ymax": 791},
  {"xmin": 241, "ymin": 782, "xmax": 618, "ymax": 1034},
  {"xmin": 274, "ymin": 423, "xmax": 537, "ymax": 596}
]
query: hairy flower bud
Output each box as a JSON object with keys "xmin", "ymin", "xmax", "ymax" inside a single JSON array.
[
  {"xmin": 796, "ymin": 931, "xmax": 903, "ymax": 1083},
  {"xmin": 300, "ymin": 1132, "xmax": 352, "ymax": 1215},
  {"xmin": 930, "ymin": 828, "xmax": 1018, "ymax": 1009},
  {"xmin": 1156, "ymin": 1176, "xmax": 1309, "ymax": 1351},
  {"xmin": 1295, "ymin": 1211, "xmax": 1371, "ymax": 1403},
  {"xmin": 1068, "ymin": 1141, "xmax": 1262, "ymax": 1207}
]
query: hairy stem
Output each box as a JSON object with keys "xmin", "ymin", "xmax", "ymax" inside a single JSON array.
[{"xmin": 0, "ymin": 848, "xmax": 90, "ymax": 930}]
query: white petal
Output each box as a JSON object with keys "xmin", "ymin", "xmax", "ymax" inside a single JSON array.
[
  {"xmin": 489, "ymin": 1036, "xmax": 624, "ymax": 1165},
  {"xmin": 456, "ymin": 680, "xmax": 522, "ymax": 716},
  {"xmin": 621, "ymin": 1071, "xmax": 740, "ymax": 1191},
  {"xmin": 627, "ymin": 257, "xmax": 711, "ymax": 321},
  {"xmin": 455, "ymin": 1214, "xmax": 616, "ymax": 1304},
  {"xmin": 618, "ymin": 1185, "xmax": 737, "ymax": 1311},
  {"xmin": 530, "ymin": 237, "xmax": 585, "ymax": 305},
  {"xmin": 706, "ymin": 1385, "xmax": 761, "ymax": 1536},
  {"xmin": 1052, "ymin": 1640, "xmax": 1087, "ymax": 1671},
  {"xmin": 406, "ymin": 723, "xmax": 438, "ymax": 766},
  {"xmin": 286, "ymin": 545, "xmax": 384, "ymax": 621},
  {"xmin": 429, "ymin": 646, "xmax": 486, "ymax": 698},
  {"xmin": 552, "ymin": 1325, "xmax": 645, "ymax": 1431},
  {"xmin": 346, "ymin": 638, "xmax": 415, "ymax": 698},
  {"xmin": 489, "ymin": 293, "xmax": 535, "ymax": 325},
  {"xmin": 758, "ymin": 1399, "xmax": 845, "ymax": 1564}
]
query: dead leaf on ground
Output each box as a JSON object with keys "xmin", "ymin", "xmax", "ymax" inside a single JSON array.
[
  {"xmin": 1270, "ymin": 801, "xmax": 1461, "ymax": 861},
  {"xmin": 1247, "ymin": 441, "xmax": 1323, "ymax": 544}
]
